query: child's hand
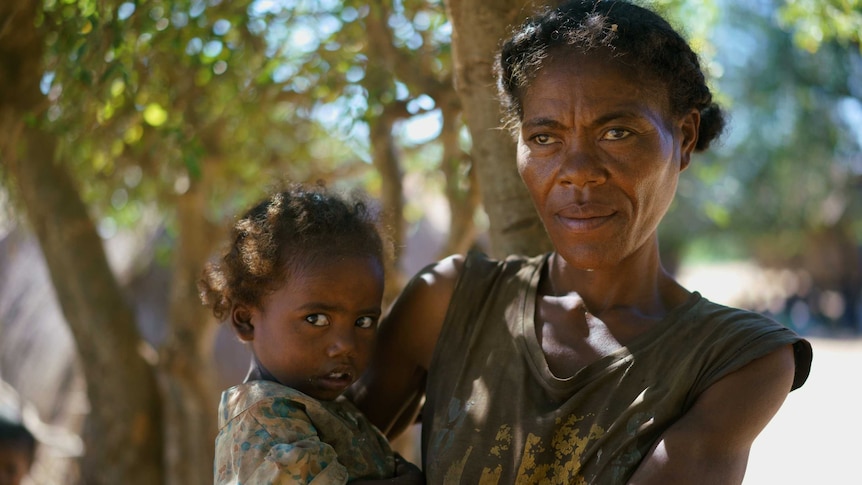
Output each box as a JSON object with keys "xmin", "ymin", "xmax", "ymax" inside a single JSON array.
[
  {"xmin": 393, "ymin": 453, "xmax": 424, "ymax": 483},
  {"xmin": 350, "ymin": 454, "xmax": 425, "ymax": 484}
]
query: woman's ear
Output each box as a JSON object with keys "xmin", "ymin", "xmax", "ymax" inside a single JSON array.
[
  {"xmin": 679, "ymin": 109, "xmax": 700, "ymax": 171},
  {"xmin": 231, "ymin": 305, "xmax": 255, "ymax": 342}
]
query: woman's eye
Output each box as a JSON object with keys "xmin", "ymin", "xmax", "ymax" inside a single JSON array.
[
  {"xmin": 305, "ymin": 314, "xmax": 330, "ymax": 327},
  {"xmin": 355, "ymin": 316, "xmax": 376, "ymax": 329},
  {"xmin": 530, "ymin": 133, "xmax": 557, "ymax": 145},
  {"xmin": 602, "ymin": 128, "xmax": 631, "ymax": 141}
]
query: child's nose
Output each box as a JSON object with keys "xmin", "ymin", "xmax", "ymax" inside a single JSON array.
[{"xmin": 326, "ymin": 328, "xmax": 356, "ymax": 357}]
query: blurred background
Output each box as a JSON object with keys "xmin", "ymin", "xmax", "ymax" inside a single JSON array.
[{"xmin": 0, "ymin": 0, "xmax": 859, "ymax": 484}]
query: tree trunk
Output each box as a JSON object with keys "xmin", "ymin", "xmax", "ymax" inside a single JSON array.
[
  {"xmin": 369, "ymin": 108, "xmax": 407, "ymax": 304},
  {"xmin": 1, "ymin": 4, "xmax": 162, "ymax": 483},
  {"xmin": 25, "ymin": 129, "xmax": 164, "ymax": 485},
  {"xmin": 0, "ymin": 122, "xmax": 165, "ymax": 484},
  {"xmin": 158, "ymin": 169, "xmax": 220, "ymax": 485},
  {"xmin": 364, "ymin": 3, "xmax": 408, "ymax": 302},
  {"xmin": 438, "ymin": 92, "xmax": 480, "ymax": 256},
  {"xmin": 444, "ymin": 0, "xmax": 552, "ymax": 258}
]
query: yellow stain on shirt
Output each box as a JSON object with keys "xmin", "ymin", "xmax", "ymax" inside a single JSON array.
[
  {"xmin": 490, "ymin": 424, "xmax": 512, "ymax": 457},
  {"xmin": 479, "ymin": 464, "xmax": 503, "ymax": 484},
  {"xmin": 512, "ymin": 415, "xmax": 606, "ymax": 484},
  {"xmin": 445, "ymin": 445, "xmax": 472, "ymax": 483}
]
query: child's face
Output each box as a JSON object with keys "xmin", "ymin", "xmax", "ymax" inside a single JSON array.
[
  {"xmin": 242, "ymin": 255, "xmax": 384, "ymax": 401},
  {"xmin": 0, "ymin": 445, "xmax": 32, "ymax": 485}
]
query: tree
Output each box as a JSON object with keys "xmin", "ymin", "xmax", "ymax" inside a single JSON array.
[
  {"xmin": 444, "ymin": 0, "xmax": 551, "ymax": 257},
  {"xmin": 4, "ymin": 0, "xmax": 858, "ymax": 482},
  {"xmin": 661, "ymin": 0, "xmax": 862, "ymax": 328},
  {"xmin": 777, "ymin": 0, "xmax": 862, "ymax": 53},
  {"xmin": 0, "ymin": 3, "xmax": 164, "ymax": 483},
  {"xmin": 0, "ymin": 0, "xmax": 513, "ymax": 482}
]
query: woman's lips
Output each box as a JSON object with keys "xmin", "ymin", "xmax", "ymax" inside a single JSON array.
[{"xmin": 554, "ymin": 205, "xmax": 616, "ymax": 232}]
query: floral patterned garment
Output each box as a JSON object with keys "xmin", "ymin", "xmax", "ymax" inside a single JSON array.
[{"xmin": 215, "ymin": 380, "xmax": 395, "ymax": 484}]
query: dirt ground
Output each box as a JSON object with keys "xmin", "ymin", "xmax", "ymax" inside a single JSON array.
[{"xmin": 742, "ymin": 337, "xmax": 862, "ymax": 485}]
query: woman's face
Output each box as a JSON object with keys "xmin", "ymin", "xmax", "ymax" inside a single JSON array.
[
  {"xmin": 516, "ymin": 48, "xmax": 699, "ymax": 270},
  {"xmin": 238, "ymin": 255, "xmax": 384, "ymax": 401}
]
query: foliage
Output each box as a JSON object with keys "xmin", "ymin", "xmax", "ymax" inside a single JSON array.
[
  {"xmin": 778, "ymin": 0, "xmax": 862, "ymax": 53},
  {"xmin": 661, "ymin": 0, "xmax": 862, "ymax": 262},
  {"xmin": 2, "ymin": 1, "xmax": 463, "ymax": 482},
  {"xmin": 11, "ymin": 0, "xmax": 862, "ymax": 294},
  {"xmin": 32, "ymin": 0, "xmax": 455, "ymax": 247},
  {"xmin": 3, "ymin": 0, "xmax": 861, "ymax": 481}
]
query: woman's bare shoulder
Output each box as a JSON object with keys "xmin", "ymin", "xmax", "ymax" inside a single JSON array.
[{"xmin": 384, "ymin": 254, "xmax": 466, "ymax": 363}]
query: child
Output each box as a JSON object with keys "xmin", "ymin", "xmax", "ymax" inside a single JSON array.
[
  {"xmin": 0, "ymin": 415, "xmax": 35, "ymax": 485},
  {"xmin": 199, "ymin": 183, "xmax": 422, "ymax": 484}
]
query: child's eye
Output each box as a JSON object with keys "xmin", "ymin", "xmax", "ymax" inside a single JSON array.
[
  {"xmin": 305, "ymin": 314, "xmax": 330, "ymax": 327},
  {"xmin": 355, "ymin": 316, "xmax": 376, "ymax": 329}
]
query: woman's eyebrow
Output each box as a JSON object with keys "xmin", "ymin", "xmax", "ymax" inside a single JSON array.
[
  {"xmin": 522, "ymin": 117, "xmax": 567, "ymax": 130},
  {"xmin": 523, "ymin": 109, "xmax": 653, "ymax": 131},
  {"xmin": 590, "ymin": 110, "xmax": 648, "ymax": 126}
]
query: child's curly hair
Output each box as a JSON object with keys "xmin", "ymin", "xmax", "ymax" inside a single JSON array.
[{"xmin": 198, "ymin": 183, "xmax": 387, "ymax": 320}]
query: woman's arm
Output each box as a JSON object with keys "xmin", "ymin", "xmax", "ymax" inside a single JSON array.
[
  {"xmin": 628, "ymin": 344, "xmax": 797, "ymax": 485},
  {"xmin": 350, "ymin": 255, "xmax": 465, "ymax": 438}
]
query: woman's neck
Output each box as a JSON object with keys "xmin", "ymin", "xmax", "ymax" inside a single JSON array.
[{"xmin": 546, "ymin": 248, "xmax": 688, "ymax": 320}]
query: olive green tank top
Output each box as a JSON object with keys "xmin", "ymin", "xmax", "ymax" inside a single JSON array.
[{"xmin": 421, "ymin": 251, "xmax": 811, "ymax": 484}]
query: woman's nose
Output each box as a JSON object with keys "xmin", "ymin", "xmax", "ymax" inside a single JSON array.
[{"xmin": 558, "ymin": 140, "xmax": 608, "ymax": 187}]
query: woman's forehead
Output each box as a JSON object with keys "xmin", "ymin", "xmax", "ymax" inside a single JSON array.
[
  {"xmin": 546, "ymin": 46, "xmax": 661, "ymax": 84},
  {"xmin": 520, "ymin": 48, "xmax": 669, "ymax": 111}
]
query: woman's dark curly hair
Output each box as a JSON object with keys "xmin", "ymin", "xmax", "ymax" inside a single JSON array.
[
  {"xmin": 198, "ymin": 183, "xmax": 388, "ymax": 321},
  {"xmin": 495, "ymin": 0, "xmax": 725, "ymax": 151}
]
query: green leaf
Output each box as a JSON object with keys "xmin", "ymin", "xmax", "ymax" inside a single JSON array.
[{"xmin": 143, "ymin": 103, "xmax": 168, "ymax": 126}]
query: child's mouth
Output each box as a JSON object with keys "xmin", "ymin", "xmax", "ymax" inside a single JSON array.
[
  {"xmin": 327, "ymin": 370, "xmax": 352, "ymax": 381},
  {"xmin": 316, "ymin": 368, "xmax": 355, "ymax": 392}
]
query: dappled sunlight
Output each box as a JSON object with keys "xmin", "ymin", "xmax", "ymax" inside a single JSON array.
[{"xmin": 1, "ymin": 0, "xmax": 858, "ymax": 482}]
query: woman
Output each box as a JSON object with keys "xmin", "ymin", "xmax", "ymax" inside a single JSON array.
[{"xmin": 351, "ymin": 1, "xmax": 812, "ymax": 483}]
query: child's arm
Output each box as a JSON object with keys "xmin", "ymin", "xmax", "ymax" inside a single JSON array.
[
  {"xmin": 237, "ymin": 439, "xmax": 350, "ymax": 484},
  {"xmin": 216, "ymin": 402, "xmax": 350, "ymax": 484}
]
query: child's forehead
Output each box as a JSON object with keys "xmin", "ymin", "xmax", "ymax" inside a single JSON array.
[
  {"xmin": 280, "ymin": 254, "xmax": 384, "ymax": 291},
  {"xmin": 285, "ymin": 252, "xmax": 383, "ymax": 274}
]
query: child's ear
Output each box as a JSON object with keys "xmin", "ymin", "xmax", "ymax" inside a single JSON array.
[{"xmin": 231, "ymin": 305, "xmax": 255, "ymax": 342}]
